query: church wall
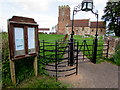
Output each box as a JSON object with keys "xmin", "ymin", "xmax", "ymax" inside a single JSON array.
[
  {"xmin": 90, "ymin": 28, "xmax": 106, "ymax": 36},
  {"xmin": 57, "ymin": 5, "xmax": 106, "ymax": 36}
]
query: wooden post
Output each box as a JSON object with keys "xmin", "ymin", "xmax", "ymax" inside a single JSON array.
[
  {"xmin": 33, "ymin": 56, "xmax": 38, "ymax": 76},
  {"xmin": 10, "ymin": 60, "xmax": 16, "ymax": 84}
]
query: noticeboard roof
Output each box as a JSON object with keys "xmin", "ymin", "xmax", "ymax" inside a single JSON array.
[{"xmin": 8, "ymin": 16, "xmax": 38, "ymax": 25}]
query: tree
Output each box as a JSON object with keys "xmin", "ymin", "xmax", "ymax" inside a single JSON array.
[{"xmin": 102, "ymin": 1, "xmax": 120, "ymax": 37}]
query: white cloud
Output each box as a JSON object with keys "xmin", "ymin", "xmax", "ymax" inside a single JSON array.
[
  {"xmin": 53, "ymin": 0, "xmax": 82, "ymax": 3},
  {"xmin": 5, "ymin": 0, "xmax": 50, "ymax": 12},
  {"xmin": 33, "ymin": 14, "xmax": 57, "ymax": 28},
  {"xmin": 0, "ymin": 0, "xmax": 108, "ymax": 32}
]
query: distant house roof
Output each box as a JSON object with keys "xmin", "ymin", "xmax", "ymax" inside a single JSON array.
[
  {"xmin": 38, "ymin": 28, "xmax": 50, "ymax": 31},
  {"xmin": 67, "ymin": 19, "xmax": 89, "ymax": 27},
  {"xmin": 90, "ymin": 21, "xmax": 106, "ymax": 28}
]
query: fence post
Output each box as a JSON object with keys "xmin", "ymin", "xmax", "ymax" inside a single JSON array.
[
  {"xmin": 55, "ymin": 41, "xmax": 58, "ymax": 81},
  {"xmin": 10, "ymin": 60, "xmax": 16, "ymax": 84},
  {"xmin": 69, "ymin": 38, "xmax": 74, "ymax": 66},
  {"xmin": 76, "ymin": 42, "xmax": 79, "ymax": 75},
  {"xmin": 38, "ymin": 40, "xmax": 40, "ymax": 59},
  {"xmin": 92, "ymin": 38, "xmax": 97, "ymax": 64},
  {"xmin": 43, "ymin": 40, "xmax": 45, "ymax": 57},
  {"xmin": 106, "ymin": 40, "xmax": 110, "ymax": 58},
  {"xmin": 33, "ymin": 56, "xmax": 38, "ymax": 76},
  {"xmin": 83, "ymin": 40, "xmax": 85, "ymax": 61},
  {"xmin": 68, "ymin": 41, "xmax": 70, "ymax": 66}
]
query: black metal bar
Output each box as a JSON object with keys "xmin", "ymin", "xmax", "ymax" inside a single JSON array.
[
  {"xmin": 43, "ymin": 68, "xmax": 56, "ymax": 72},
  {"xmin": 106, "ymin": 40, "xmax": 110, "ymax": 58},
  {"xmin": 55, "ymin": 41, "xmax": 58, "ymax": 82},
  {"xmin": 43, "ymin": 40, "xmax": 45, "ymax": 57},
  {"xmin": 76, "ymin": 42, "xmax": 79, "ymax": 75},
  {"xmin": 65, "ymin": 72, "xmax": 76, "ymax": 77},
  {"xmin": 57, "ymin": 65, "xmax": 67, "ymax": 67},
  {"xmin": 42, "ymin": 57, "xmax": 56, "ymax": 60},
  {"xmin": 57, "ymin": 67, "xmax": 76, "ymax": 72},
  {"xmin": 79, "ymin": 41, "xmax": 84, "ymax": 51},
  {"xmin": 39, "ymin": 61, "xmax": 55, "ymax": 67},
  {"xmin": 84, "ymin": 40, "xmax": 91, "ymax": 57},
  {"xmin": 69, "ymin": 10, "xmax": 75, "ymax": 66},
  {"xmin": 83, "ymin": 40, "xmax": 85, "ymax": 61},
  {"xmin": 92, "ymin": 38, "xmax": 98, "ymax": 63},
  {"xmin": 69, "ymin": 39, "xmax": 74, "ymax": 66},
  {"xmin": 92, "ymin": 14, "xmax": 98, "ymax": 64},
  {"xmin": 97, "ymin": 45, "xmax": 104, "ymax": 47},
  {"xmin": 44, "ymin": 45, "xmax": 56, "ymax": 47},
  {"xmin": 58, "ymin": 57, "xmax": 69, "ymax": 61},
  {"xmin": 44, "ymin": 50, "xmax": 56, "ymax": 52},
  {"xmin": 40, "ymin": 41, "xmax": 55, "ymax": 44},
  {"xmin": 58, "ymin": 46, "xmax": 68, "ymax": 49},
  {"xmin": 44, "ymin": 67, "xmax": 76, "ymax": 72},
  {"xmin": 58, "ymin": 60, "xmax": 68, "ymax": 65},
  {"xmin": 68, "ymin": 44, "xmax": 70, "ymax": 66}
]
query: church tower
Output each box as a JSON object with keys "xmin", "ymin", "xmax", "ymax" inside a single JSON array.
[{"xmin": 57, "ymin": 5, "xmax": 70, "ymax": 34}]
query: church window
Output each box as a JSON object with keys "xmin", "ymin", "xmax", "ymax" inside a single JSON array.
[
  {"xmin": 101, "ymin": 29, "xmax": 102, "ymax": 32},
  {"xmin": 62, "ymin": 12, "xmax": 64, "ymax": 16},
  {"xmin": 92, "ymin": 29, "xmax": 94, "ymax": 32}
]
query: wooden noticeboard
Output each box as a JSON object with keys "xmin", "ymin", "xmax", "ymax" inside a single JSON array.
[
  {"xmin": 8, "ymin": 16, "xmax": 39, "ymax": 84},
  {"xmin": 8, "ymin": 16, "xmax": 39, "ymax": 60}
]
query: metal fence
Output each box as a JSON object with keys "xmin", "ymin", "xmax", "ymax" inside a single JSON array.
[
  {"xmin": 39, "ymin": 39, "xmax": 110, "ymax": 81},
  {"xmin": 74, "ymin": 39, "xmax": 110, "ymax": 62},
  {"xmin": 39, "ymin": 40, "xmax": 78, "ymax": 81}
]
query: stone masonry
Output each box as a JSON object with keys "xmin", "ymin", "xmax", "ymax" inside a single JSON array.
[
  {"xmin": 104, "ymin": 36, "xmax": 120, "ymax": 57},
  {"xmin": 57, "ymin": 5, "xmax": 106, "ymax": 36}
]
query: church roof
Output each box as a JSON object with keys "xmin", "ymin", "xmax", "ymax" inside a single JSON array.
[
  {"xmin": 90, "ymin": 21, "xmax": 106, "ymax": 28},
  {"xmin": 67, "ymin": 19, "xmax": 89, "ymax": 27},
  {"xmin": 67, "ymin": 19, "xmax": 106, "ymax": 28}
]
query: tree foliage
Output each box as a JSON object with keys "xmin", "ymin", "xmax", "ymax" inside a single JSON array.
[{"xmin": 102, "ymin": 1, "xmax": 120, "ymax": 36}]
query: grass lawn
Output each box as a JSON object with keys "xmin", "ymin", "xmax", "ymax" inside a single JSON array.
[
  {"xmin": 1, "ymin": 33, "xmax": 105, "ymax": 88},
  {"xmin": 39, "ymin": 34, "xmax": 65, "ymax": 41},
  {"xmin": 39, "ymin": 34, "xmax": 104, "ymax": 62},
  {"xmin": 16, "ymin": 75, "xmax": 68, "ymax": 88},
  {"xmin": 2, "ymin": 33, "xmax": 69, "ymax": 88}
]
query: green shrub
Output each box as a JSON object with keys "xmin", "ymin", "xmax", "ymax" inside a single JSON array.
[
  {"xmin": 1, "ymin": 32, "xmax": 13, "ymax": 87},
  {"xmin": 113, "ymin": 43, "xmax": 120, "ymax": 66},
  {"xmin": 2, "ymin": 32, "xmax": 35, "ymax": 88}
]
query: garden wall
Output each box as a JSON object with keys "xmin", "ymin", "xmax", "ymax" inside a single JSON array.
[{"xmin": 104, "ymin": 36, "xmax": 120, "ymax": 57}]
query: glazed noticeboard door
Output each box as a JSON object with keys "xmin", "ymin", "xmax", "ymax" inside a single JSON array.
[
  {"xmin": 28, "ymin": 27, "xmax": 36, "ymax": 54},
  {"xmin": 14, "ymin": 27, "xmax": 25, "ymax": 56}
]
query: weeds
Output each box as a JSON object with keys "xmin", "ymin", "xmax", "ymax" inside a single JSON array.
[{"xmin": 113, "ymin": 43, "xmax": 120, "ymax": 66}]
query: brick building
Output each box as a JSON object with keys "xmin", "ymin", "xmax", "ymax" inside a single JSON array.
[
  {"xmin": 57, "ymin": 5, "xmax": 106, "ymax": 36},
  {"xmin": 38, "ymin": 28, "xmax": 50, "ymax": 34}
]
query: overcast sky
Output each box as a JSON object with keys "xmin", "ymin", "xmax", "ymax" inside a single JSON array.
[{"xmin": 0, "ymin": 0, "xmax": 108, "ymax": 32}]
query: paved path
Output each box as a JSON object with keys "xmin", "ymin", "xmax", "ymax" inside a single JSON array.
[{"xmin": 58, "ymin": 62, "xmax": 118, "ymax": 88}]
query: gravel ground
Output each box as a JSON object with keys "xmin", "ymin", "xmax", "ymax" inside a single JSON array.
[{"xmin": 58, "ymin": 62, "xmax": 119, "ymax": 88}]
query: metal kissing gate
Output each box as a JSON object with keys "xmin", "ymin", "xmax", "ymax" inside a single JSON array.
[
  {"xmin": 39, "ymin": 40, "xmax": 78, "ymax": 81},
  {"xmin": 39, "ymin": 39, "xmax": 110, "ymax": 81}
]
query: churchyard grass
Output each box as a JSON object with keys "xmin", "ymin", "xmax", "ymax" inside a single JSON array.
[{"xmin": 39, "ymin": 34, "xmax": 104, "ymax": 62}]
